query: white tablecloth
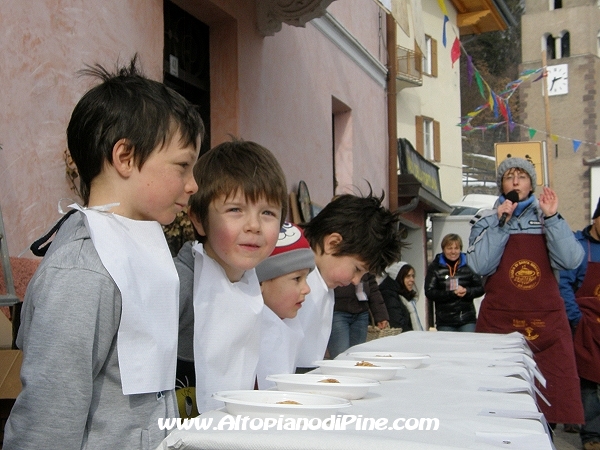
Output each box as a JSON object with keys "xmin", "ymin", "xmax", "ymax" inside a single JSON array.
[{"xmin": 157, "ymin": 331, "xmax": 555, "ymax": 450}]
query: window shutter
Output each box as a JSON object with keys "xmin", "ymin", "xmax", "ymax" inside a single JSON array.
[
  {"xmin": 433, "ymin": 120, "xmax": 441, "ymax": 162},
  {"xmin": 431, "ymin": 38, "xmax": 438, "ymax": 78},
  {"xmin": 415, "ymin": 116, "xmax": 424, "ymax": 156},
  {"xmin": 414, "ymin": 39, "xmax": 423, "ymax": 73}
]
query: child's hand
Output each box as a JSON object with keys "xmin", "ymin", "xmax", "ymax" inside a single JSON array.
[
  {"xmin": 377, "ymin": 320, "xmax": 389, "ymax": 329},
  {"xmin": 538, "ymin": 186, "xmax": 558, "ymax": 217}
]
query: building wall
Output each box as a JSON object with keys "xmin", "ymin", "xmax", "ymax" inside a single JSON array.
[
  {"xmin": 234, "ymin": 0, "xmax": 389, "ymax": 208},
  {"xmin": 522, "ymin": 4, "xmax": 600, "ymax": 63},
  {"xmin": 0, "ymin": 0, "xmax": 390, "ymax": 255},
  {"xmin": 0, "ymin": 0, "xmax": 163, "ymax": 256},
  {"xmin": 524, "ymin": 0, "xmax": 594, "ymax": 15},
  {"xmin": 520, "ymin": 1, "xmax": 600, "ymax": 230},
  {"xmin": 395, "ymin": 0, "xmax": 464, "ymax": 206}
]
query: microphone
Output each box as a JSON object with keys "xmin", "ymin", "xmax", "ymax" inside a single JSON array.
[{"xmin": 499, "ymin": 190, "xmax": 519, "ymax": 227}]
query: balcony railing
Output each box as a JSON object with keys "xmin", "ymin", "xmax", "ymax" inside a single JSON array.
[{"xmin": 396, "ymin": 45, "xmax": 423, "ymax": 86}]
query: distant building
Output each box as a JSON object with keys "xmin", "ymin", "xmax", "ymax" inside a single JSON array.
[{"xmin": 520, "ymin": 0, "xmax": 600, "ymax": 229}]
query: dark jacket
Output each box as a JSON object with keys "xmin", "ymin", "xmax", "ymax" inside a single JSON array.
[
  {"xmin": 378, "ymin": 276, "xmax": 412, "ymax": 331},
  {"xmin": 425, "ymin": 252, "xmax": 484, "ymax": 327},
  {"xmin": 333, "ymin": 273, "xmax": 388, "ymax": 323}
]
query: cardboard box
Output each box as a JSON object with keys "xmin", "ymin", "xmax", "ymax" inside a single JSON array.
[
  {"xmin": 0, "ymin": 313, "xmax": 22, "ymax": 447},
  {"xmin": 0, "ymin": 313, "xmax": 12, "ymax": 350},
  {"xmin": 0, "ymin": 350, "xmax": 22, "ymax": 401},
  {"xmin": 0, "ymin": 349, "xmax": 22, "ymax": 447}
]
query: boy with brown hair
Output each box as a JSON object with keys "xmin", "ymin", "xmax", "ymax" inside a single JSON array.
[
  {"xmin": 5, "ymin": 56, "xmax": 204, "ymax": 449},
  {"xmin": 175, "ymin": 139, "xmax": 288, "ymax": 413}
]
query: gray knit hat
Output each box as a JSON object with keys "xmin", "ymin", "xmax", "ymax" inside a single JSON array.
[
  {"xmin": 255, "ymin": 223, "xmax": 315, "ymax": 282},
  {"xmin": 496, "ymin": 157, "xmax": 537, "ymax": 193}
]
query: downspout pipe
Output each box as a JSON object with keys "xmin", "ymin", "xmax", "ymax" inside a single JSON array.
[{"xmin": 386, "ymin": 12, "xmax": 398, "ymax": 212}]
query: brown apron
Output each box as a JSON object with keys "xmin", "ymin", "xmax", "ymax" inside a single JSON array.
[
  {"xmin": 573, "ymin": 244, "xmax": 600, "ymax": 384},
  {"xmin": 476, "ymin": 234, "xmax": 584, "ymax": 424}
]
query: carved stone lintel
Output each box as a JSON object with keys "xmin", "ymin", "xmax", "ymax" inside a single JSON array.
[{"xmin": 257, "ymin": 0, "xmax": 337, "ymax": 36}]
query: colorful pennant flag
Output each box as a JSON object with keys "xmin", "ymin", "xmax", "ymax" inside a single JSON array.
[
  {"xmin": 573, "ymin": 140, "xmax": 581, "ymax": 152},
  {"xmin": 451, "ymin": 38, "xmax": 460, "ymax": 66},
  {"xmin": 442, "ymin": 15, "xmax": 449, "ymax": 47},
  {"xmin": 437, "ymin": 0, "xmax": 448, "ymax": 16},
  {"xmin": 467, "ymin": 55, "xmax": 474, "ymax": 86},
  {"xmin": 475, "ymin": 72, "xmax": 485, "ymax": 98}
]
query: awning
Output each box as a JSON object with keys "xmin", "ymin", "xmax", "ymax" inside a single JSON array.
[{"xmin": 397, "ymin": 174, "xmax": 453, "ymax": 215}]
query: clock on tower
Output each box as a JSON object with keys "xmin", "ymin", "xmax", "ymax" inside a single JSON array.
[{"xmin": 546, "ymin": 64, "xmax": 568, "ymax": 96}]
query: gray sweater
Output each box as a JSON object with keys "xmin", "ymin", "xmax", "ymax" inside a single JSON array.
[
  {"xmin": 175, "ymin": 240, "xmax": 195, "ymax": 362},
  {"xmin": 4, "ymin": 212, "xmax": 177, "ymax": 450}
]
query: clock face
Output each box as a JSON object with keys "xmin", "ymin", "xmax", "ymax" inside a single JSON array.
[{"xmin": 547, "ymin": 64, "xmax": 568, "ymax": 96}]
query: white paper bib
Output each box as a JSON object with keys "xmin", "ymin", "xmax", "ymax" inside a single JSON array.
[
  {"xmin": 192, "ymin": 243, "xmax": 263, "ymax": 412},
  {"xmin": 290, "ymin": 268, "xmax": 334, "ymax": 366},
  {"xmin": 256, "ymin": 308, "xmax": 304, "ymax": 389},
  {"xmin": 72, "ymin": 205, "xmax": 179, "ymax": 395}
]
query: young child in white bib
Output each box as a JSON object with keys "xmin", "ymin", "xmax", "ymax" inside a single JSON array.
[
  {"xmin": 5, "ymin": 56, "xmax": 204, "ymax": 450},
  {"xmin": 174, "ymin": 139, "xmax": 288, "ymax": 414},
  {"xmin": 255, "ymin": 223, "xmax": 315, "ymax": 388}
]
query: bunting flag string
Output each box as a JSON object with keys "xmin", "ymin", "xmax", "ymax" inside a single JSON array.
[
  {"xmin": 462, "ymin": 121, "xmax": 600, "ymax": 153},
  {"xmin": 459, "ymin": 67, "xmax": 544, "ymax": 131},
  {"xmin": 432, "ymin": 0, "xmax": 594, "ymax": 153}
]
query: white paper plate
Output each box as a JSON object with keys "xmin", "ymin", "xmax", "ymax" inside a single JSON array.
[
  {"xmin": 212, "ymin": 390, "xmax": 351, "ymax": 418},
  {"xmin": 312, "ymin": 359, "xmax": 404, "ymax": 381},
  {"xmin": 266, "ymin": 373, "xmax": 380, "ymax": 400},
  {"xmin": 347, "ymin": 351, "xmax": 430, "ymax": 369}
]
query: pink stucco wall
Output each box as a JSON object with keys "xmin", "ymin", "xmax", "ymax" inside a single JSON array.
[
  {"xmin": 1, "ymin": 0, "xmax": 389, "ymax": 255},
  {"xmin": 0, "ymin": 0, "xmax": 163, "ymax": 255},
  {"xmin": 232, "ymin": 0, "xmax": 389, "ymax": 208}
]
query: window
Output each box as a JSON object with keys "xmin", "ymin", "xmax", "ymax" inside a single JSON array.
[
  {"xmin": 560, "ymin": 31, "xmax": 570, "ymax": 58},
  {"xmin": 422, "ymin": 35, "xmax": 438, "ymax": 77},
  {"xmin": 423, "ymin": 118, "xmax": 434, "ymax": 159},
  {"xmin": 545, "ymin": 34, "xmax": 556, "ymax": 59},
  {"xmin": 415, "ymin": 116, "xmax": 440, "ymax": 162},
  {"xmin": 332, "ymin": 97, "xmax": 352, "ymax": 196},
  {"xmin": 550, "ymin": 0, "xmax": 562, "ymax": 10},
  {"xmin": 544, "ymin": 31, "xmax": 570, "ymax": 60}
]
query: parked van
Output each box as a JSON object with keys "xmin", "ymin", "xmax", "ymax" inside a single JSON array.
[{"xmin": 449, "ymin": 194, "xmax": 497, "ymax": 216}]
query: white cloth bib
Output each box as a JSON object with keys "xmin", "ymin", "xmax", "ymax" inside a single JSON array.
[
  {"xmin": 73, "ymin": 205, "xmax": 179, "ymax": 395},
  {"xmin": 290, "ymin": 268, "xmax": 334, "ymax": 367},
  {"xmin": 256, "ymin": 308, "xmax": 304, "ymax": 389},
  {"xmin": 192, "ymin": 243, "xmax": 263, "ymax": 412}
]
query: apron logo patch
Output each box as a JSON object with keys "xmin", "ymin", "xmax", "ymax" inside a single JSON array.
[
  {"xmin": 594, "ymin": 284, "xmax": 600, "ymax": 298},
  {"xmin": 523, "ymin": 326, "xmax": 540, "ymax": 340},
  {"xmin": 512, "ymin": 319, "xmax": 541, "ymax": 340},
  {"xmin": 509, "ymin": 259, "xmax": 541, "ymax": 290}
]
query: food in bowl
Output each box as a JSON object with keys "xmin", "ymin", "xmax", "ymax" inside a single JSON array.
[{"xmin": 355, "ymin": 361, "xmax": 378, "ymax": 367}]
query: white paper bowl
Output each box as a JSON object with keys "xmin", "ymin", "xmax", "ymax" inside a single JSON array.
[
  {"xmin": 212, "ymin": 390, "xmax": 351, "ymax": 418},
  {"xmin": 312, "ymin": 359, "xmax": 404, "ymax": 381},
  {"xmin": 347, "ymin": 351, "xmax": 430, "ymax": 369},
  {"xmin": 266, "ymin": 373, "xmax": 380, "ymax": 400}
]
